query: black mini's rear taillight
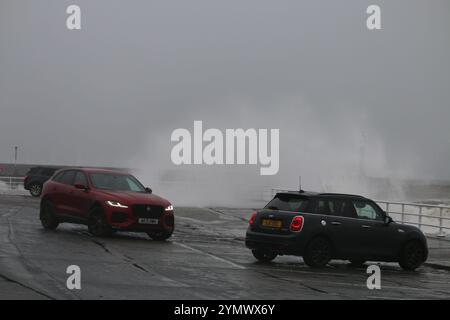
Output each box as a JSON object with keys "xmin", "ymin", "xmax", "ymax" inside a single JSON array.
[
  {"xmin": 249, "ymin": 212, "xmax": 257, "ymax": 226},
  {"xmin": 290, "ymin": 215, "xmax": 304, "ymax": 232}
]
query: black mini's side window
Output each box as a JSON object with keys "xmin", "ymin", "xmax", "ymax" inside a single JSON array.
[
  {"xmin": 312, "ymin": 198, "xmax": 358, "ymax": 218},
  {"xmin": 314, "ymin": 199, "xmax": 331, "ymax": 215},
  {"xmin": 352, "ymin": 200, "xmax": 384, "ymax": 221}
]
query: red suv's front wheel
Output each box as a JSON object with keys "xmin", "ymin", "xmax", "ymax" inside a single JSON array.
[{"xmin": 88, "ymin": 207, "xmax": 112, "ymax": 237}]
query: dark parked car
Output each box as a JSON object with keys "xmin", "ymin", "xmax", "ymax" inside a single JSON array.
[
  {"xmin": 24, "ymin": 166, "xmax": 60, "ymax": 197},
  {"xmin": 39, "ymin": 168, "xmax": 174, "ymax": 240},
  {"xmin": 245, "ymin": 191, "xmax": 428, "ymax": 270}
]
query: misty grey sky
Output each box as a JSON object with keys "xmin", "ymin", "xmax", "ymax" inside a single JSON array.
[{"xmin": 1, "ymin": 0, "xmax": 450, "ymax": 185}]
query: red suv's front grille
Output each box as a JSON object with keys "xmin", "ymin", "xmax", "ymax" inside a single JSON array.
[{"xmin": 132, "ymin": 205, "xmax": 164, "ymax": 218}]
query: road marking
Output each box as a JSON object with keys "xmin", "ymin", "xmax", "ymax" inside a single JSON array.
[
  {"xmin": 175, "ymin": 242, "xmax": 246, "ymax": 270},
  {"xmin": 176, "ymin": 215, "xmax": 224, "ymax": 225},
  {"xmin": 0, "ymin": 207, "xmax": 20, "ymax": 218}
]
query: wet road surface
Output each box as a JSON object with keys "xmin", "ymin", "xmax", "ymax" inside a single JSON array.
[{"xmin": 1, "ymin": 195, "xmax": 449, "ymax": 300}]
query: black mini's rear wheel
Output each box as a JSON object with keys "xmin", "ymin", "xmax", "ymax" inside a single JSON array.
[
  {"xmin": 399, "ymin": 240, "xmax": 425, "ymax": 271},
  {"xmin": 303, "ymin": 237, "xmax": 332, "ymax": 268},
  {"xmin": 40, "ymin": 200, "xmax": 59, "ymax": 230},
  {"xmin": 251, "ymin": 249, "xmax": 277, "ymax": 262},
  {"xmin": 146, "ymin": 231, "xmax": 173, "ymax": 241},
  {"xmin": 88, "ymin": 208, "xmax": 112, "ymax": 237}
]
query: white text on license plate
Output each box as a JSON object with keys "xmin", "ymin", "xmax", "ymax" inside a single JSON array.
[{"xmin": 138, "ymin": 218, "xmax": 159, "ymax": 225}]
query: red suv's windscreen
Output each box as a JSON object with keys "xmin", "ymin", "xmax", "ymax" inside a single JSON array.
[{"xmin": 89, "ymin": 173, "xmax": 146, "ymax": 192}]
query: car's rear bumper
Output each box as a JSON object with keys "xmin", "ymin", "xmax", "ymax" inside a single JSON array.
[{"xmin": 245, "ymin": 229, "xmax": 305, "ymax": 255}]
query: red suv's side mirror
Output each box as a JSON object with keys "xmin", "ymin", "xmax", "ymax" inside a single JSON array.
[{"xmin": 74, "ymin": 183, "xmax": 88, "ymax": 190}]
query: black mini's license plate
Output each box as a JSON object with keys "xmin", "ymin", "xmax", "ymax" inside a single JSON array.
[
  {"xmin": 261, "ymin": 219, "xmax": 282, "ymax": 228},
  {"xmin": 138, "ymin": 218, "xmax": 159, "ymax": 225}
]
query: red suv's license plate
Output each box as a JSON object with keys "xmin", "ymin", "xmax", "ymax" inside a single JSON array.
[{"xmin": 138, "ymin": 218, "xmax": 159, "ymax": 225}]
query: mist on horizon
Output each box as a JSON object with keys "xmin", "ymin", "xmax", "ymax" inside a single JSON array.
[{"xmin": 1, "ymin": 0, "xmax": 450, "ymax": 205}]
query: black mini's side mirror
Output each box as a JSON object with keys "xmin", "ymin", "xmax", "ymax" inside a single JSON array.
[
  {"xmin": 384, "ymin": 215, "xmax": 393, "ymax": 225},
  {"xmin": 145, "ymin": 187, "xmax": 152, "ymax": 194}
]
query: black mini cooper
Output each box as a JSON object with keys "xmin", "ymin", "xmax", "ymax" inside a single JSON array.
[{"xmin": 245, "ymin": 191, "xmax": 428, "ymax": 270}]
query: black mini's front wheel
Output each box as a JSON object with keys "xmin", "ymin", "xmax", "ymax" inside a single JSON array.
[{"xmin": 399, "ymin": 240, "xmax": 425, "ymax": 271}]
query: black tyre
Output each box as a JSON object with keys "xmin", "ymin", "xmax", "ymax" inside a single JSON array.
[
  {"xmin": 88, "ymin": 207, "xmax": 112, "ymax": 237},
  {"xmin": 146, "ymin": 231, "xmax": 173, "ymax": 241},
  {"xmin": 399, "ymin": 240, "xmax": 425, "ymax": 271},
  {"xmin": 303, "ymin": 237, "xmax": 332, "ymax": 268},
  {"xmin": 349, "ymin": 259, "xmax": 366, "ymax": 267},
  {"xmin": 251, "ymin": 249, "xmax": 277, "ymax": 262},
  {"xmin": 40, "ymin": 200, "xmax": 59, "ymax": 230},
  {"xmin": 29, "ymin": 183, "xmax": 42, "ymax": 197}
]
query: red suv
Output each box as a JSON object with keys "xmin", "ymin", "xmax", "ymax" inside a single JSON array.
[{"xmin": 39, "ymin": 168, "xmax": 174, "ymax": 240}]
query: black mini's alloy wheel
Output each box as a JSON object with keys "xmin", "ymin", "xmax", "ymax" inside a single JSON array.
[
  {"xmin": 40, "ymin": 200, "xmax": 59, "ymax": 230},
  {"xmin": 303, "ymin": 237, "xmax": 332, "ymax": 268},
  {"xmin": 88, "ymin": 208, "xmax": 112, "ymax": 237},
  {"xmin": 399, "ymin": 240, "xmax": 425, "ymax": 271},
  {"xmin": 30, "ymin": 183, "xmax": 42, "ymax": 197},
  {"xmin": 252, "ymin": 249, "xmax": 277, "ymax": 262},
  {"xmin": 146, "ymin": 231, "xmax": 173, "ymax": 241}
]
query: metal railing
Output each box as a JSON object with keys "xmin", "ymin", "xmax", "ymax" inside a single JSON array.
[
  {"xmin": 268, "ymin": 188, "xmax": 450, "ymax": 237},
  {"xmin": 0, "ymin": 176, "xmax": 25, "ymax": 192},
  {"xmin": 376, "ymin": 200, "xmax": 450, "ymax": 237}
]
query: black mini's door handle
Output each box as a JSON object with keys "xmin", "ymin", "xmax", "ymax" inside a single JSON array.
[
  {"xmin": 331, "ymin": 221, "xmax": 342, "ymax": 226},
  {"xmin": 361, "ymin": 225, "xmax": 372, "ymax": 229}
]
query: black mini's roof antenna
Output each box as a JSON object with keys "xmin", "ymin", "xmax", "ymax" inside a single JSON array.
[{"xmin": 299, "ymin": 175, "xmax": 304, "ymax": 193}]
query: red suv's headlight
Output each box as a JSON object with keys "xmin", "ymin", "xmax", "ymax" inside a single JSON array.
[
  {"xmin": 290, "ymin": 215, "xmax": 304, "ymax": 232},
  {"xmin": 105, "ymin": 201, "xmax": 129, "ymax": 208}
]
